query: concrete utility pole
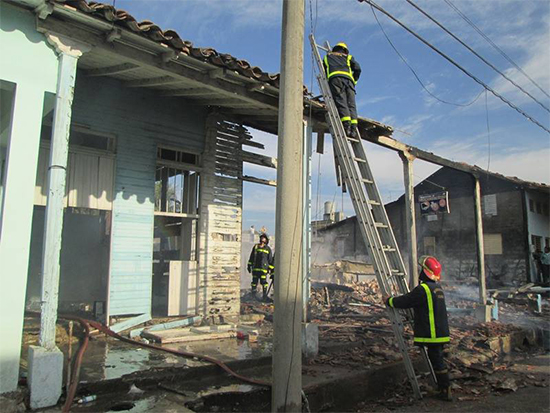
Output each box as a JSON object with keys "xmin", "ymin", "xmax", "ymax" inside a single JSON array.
[
  {"xmin": 273, "ymin": 0, "xmax": 304, "ymax": 411},
  {"xmin": 399, "ymin": 151, "xmax": 419, "ymax": 288}
]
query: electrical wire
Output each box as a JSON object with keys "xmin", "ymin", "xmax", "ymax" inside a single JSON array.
[
  {"xmin": 370, "ymin": 4, "xmax": 484, "ymax": 107},
  {"xmin": 405, "ymin": 0, "xmax": 550, "ymax": 113},
  {"xmin": 443, "ymin": 0, "xmax": 550, "ymax": 100},
  {"xmin": 359, "ymin": 0, "xmax": 550, "ymax": 135}
]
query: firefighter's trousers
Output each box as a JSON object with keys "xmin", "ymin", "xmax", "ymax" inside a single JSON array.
[
  {"xmin": 328, "ymin": 77, "xmax": 357, "ymax": 124},
  {"xmin": 426, "ymin": 344, "xmax": 450, "ymax": 389}
]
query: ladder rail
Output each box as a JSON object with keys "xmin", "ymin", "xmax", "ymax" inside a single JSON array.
[{"xmin": 309, "ymin": 34, "xmax": 436, "ymax": 397}]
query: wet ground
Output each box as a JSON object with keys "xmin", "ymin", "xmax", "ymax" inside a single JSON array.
[{"xmin": 356, "ymin": 352, "xmax": 550, "ymax": 413}]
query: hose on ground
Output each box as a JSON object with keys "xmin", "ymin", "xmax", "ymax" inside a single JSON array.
[{"xmin": 25, "ymin": 312, "xmax": 271, "ymax": 412}]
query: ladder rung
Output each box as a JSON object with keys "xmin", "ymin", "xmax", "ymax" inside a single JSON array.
[
  {"xmin": 391, "ymin": 270, "xmax": 405, "ymax": 276},
  {"xmin": 353, "ymin": 157, "xmax": 367, "ymax": 163},
  {"xmin": 383, "ymin": 246, "xmax": 396, "ymax": 252},
  {"xmin": 361, "ymin": 178, "xmax": 373, "ymax": 184},
  {"xmin": 368, "ymin": 200, "xmax": 380, "ymax": 206},
  {"xmin": 347, "ymin": 137, "xmax": 360, "ymax": 143},
  {"xmin": 374, "ymin": 222, "xmax": 388, "ymax": 228}
]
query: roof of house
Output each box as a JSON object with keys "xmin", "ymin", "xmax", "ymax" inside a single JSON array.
[
  {"xmin": 51, "ymin": 0, "xmax": 282, "ymax": 88},
  {"xmin": 28, "ymin": 0, "xmax": 392, "ymax": 136}
]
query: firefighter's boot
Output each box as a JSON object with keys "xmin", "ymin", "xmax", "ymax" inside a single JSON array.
[
  {"xmin": 349, "ymin": 124, "xmax": 358, "ymax": 138},
  {"xmin": 262, "ymin": 285, "xmax": 268, "ymax": 301},
  {"xmin": 343, "ymin": 121, "xmax": 352, "ymax": 137},
  {"xmin": 438, "ymin": 386, "xmax": 453, "ymax": 402}
]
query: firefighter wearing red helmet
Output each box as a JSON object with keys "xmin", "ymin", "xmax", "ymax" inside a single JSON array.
[{"xmin": 383, "ymin": 256, "xmax": 452, "ymax": 401}]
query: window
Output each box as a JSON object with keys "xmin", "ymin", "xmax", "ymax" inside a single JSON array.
[
  {"xmin": 484, "ymin": 233, "xmax": 503, "ymax": 255},
  {"xmin": 532, "ymin": 235, "xmax": 542, "ymax": 252},
  {"xmin": 155, "ymin": 147, "xmax": 200, "ymax": 216},
  {"xmin": 529, "ymin": 199, "xmax": 534, "ymax": 212},
  {"xmin": 157, "ymin": 147, "xmax": 198, "ymax": 166},
  {"xmin": 483, "ymin": 194, "xmax": 497, "ymax": 216},
  {"xmin": 546, "ymin": 238, "xmax": 550, "ymax": 249},
  {"xmin": 41, "ymin": 124, "xmax": 116, "ymax": 153},
  {"xmin": 544, "ymin": 203, "xmax": 549, "ymax": 217},
  {"xmin": 424, "ymin": 236, "xmax": 436, "ymax": 256},
  {"xmin": 0, "ymin": 80, "xmax": 16, "ymax": 218},
  {"xmin": 536, "ymin": 201, "xmax": 542, "ymax": 214}
]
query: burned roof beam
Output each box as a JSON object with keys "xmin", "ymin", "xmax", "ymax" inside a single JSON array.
[{"xmin": 242, "ymin": 150, "xmax": 277, "ymax": 169}]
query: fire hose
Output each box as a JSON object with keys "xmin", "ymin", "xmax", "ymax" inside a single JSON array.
[{"xmin": 26, "ymin": 312, "xmax": 271, "ymax": 412}]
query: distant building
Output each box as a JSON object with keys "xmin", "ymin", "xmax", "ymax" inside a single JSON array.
[
  {"xmin": 312, "ymin": 201, "xmax": 345, "ymax": 231},
  {"xmin": 313, "ymin": 167, "xmax": 550, "ymax": 287}
]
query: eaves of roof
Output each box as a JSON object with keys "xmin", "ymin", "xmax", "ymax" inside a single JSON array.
[{"xmin": 23, "ymin": 0, "xmax": 392, "ymax": 136}]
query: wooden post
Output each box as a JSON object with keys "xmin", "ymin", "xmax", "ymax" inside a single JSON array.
[
  {"xmin": 399, "ymin": 151, "xmax": 418, "ymax": 288},
  {"xmin": 473, "ymin": 176, "xmax": 487, "ymax": 305},
  {"xmin": 39, "ymin": 34, "xmax": 89, "ymax": 350}
]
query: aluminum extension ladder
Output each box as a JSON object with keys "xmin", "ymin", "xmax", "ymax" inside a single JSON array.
[{"xmin": 310, "ymin": 34, "xmax": 435, "ymax": 399}]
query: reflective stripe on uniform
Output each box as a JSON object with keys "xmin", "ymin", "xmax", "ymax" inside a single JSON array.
[
  {"xmin": 325, "ymin": 54, "xmax": 355, "ymax": 82},
  {"xmin": 414, "ymin": 283, "xmax": 450, "ymax": 344},
  {"xmin": 350, "ymin": 119, "xmax": 358, "ymax": 124},
  {"xmin": 414, "ymin": 336, "xmax": 450, "ymax": 343},
  {"xmin": 269, "ymin": 265, "xmax": 275, "ymax": 269},
  {"xmin": 421, "ymin": 283, "xmax": 436, "ymax": 339},
  {"xmin": 255, "ymin": 248, "xmax": 270, "ymax": 254},
  {"xmin": 253, "ymin": 268, "xmax": 268, "ymax": 273},
  {"xmin": 388, "ymin": 297, "xmax": 395, "ymax": 308},
  {"xmin": 341, "ymin": 116, "xmax": 351, "ymax": 122}
]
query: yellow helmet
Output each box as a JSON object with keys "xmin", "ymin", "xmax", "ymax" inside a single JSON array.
[{"xmin": 333, "ymin": 42, "xmax": 349, "ymax": 53}]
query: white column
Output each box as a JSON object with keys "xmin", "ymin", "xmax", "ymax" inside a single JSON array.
[
  {"xmin": 399, "ymin": 151, "xmax": 418, "ymax": 287},
  {"xmin": 28, "ymin": 33, "xmax": 89, "ymax": 409},
  {"xmin": 0, "ymin": 85, "xmax": 46, "ymax": 394}
]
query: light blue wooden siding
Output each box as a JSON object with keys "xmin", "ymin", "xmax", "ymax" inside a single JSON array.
[{"xmin": 71, "ymin": 75, "xmax": 206, "ymax": 316}]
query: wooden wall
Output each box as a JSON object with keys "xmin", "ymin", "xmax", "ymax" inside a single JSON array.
[{"xmin": 198, "ymin": 115, "xmax": 244, "ymax": 317}]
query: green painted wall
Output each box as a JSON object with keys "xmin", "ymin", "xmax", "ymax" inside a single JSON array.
[{"xmin": 0, "ymin": 3, "xmax": 58, "ymax": 394}]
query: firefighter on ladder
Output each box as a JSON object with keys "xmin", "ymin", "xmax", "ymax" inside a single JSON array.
[
  {"xmin": 323, "ymin": 42, "xmax": 362, "ymax": 138},
  {"xmin": 383, "ymin": 256, "xmax": 453, "ymax": 401},
  {"xmin": 247, "ymin": 233, "xmax": 274, "ymax": 301}
]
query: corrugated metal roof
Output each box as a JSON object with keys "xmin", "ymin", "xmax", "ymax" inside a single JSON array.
[{"xmin": 49, "ymin": 0, "xmax": 282, "ymax": 88}]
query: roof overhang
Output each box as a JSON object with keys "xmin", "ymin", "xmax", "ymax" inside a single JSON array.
[{"xmin": 7, "ymin": 0, "xmax": 393, "ymax": 137}]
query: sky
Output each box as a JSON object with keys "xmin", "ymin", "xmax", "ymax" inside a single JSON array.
[{"xmin": 116, "ymin": 0, "xmax": 550, "ymax": 234}]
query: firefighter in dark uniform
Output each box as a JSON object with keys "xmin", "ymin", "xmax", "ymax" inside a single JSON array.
[
  {"xmin": 383, "ymin": 256, "xmax": 453, "ymax": 401},
  {"xmin": 323, "ymin": 42, "xmax": 362, "ymax": 138},
  {"xmin": 247, "ymin": 233, "xmax": 274, "ymax": 300}
]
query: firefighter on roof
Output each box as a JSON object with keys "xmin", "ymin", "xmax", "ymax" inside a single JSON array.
[
  {"xmin": 383, "ymin": 256, "xmax": 453, "ymax": 401},
  {"xmin": 323, "ymin": 42, "xmax": 362, "ymax": 138},
  {"xmin": 247, "ymin": 233, "xmax": 274, "ymax": 300}
]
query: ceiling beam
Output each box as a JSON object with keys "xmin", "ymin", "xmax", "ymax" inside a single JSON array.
[
  {"xmin": 125, "ymin": 76, "xmax": 186, "ymax": 88},
  {"xmin": 84, "ymin": 62, "xmax": 139, "ymax": 77}
]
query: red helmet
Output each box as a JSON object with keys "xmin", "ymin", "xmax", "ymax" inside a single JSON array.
[{"xmin": 419, "ymin": 256, "xmax": 442, "ymax": 281}]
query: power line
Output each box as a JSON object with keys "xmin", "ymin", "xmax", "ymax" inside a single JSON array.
[
  {"xmin": 443, "ymin": 0, "xmax": 550, "ymax": 100},
  {"xmin": 405, "ymin": 0, "xmax": 549, "ymax": 113},
  {"xmin": 359, "ymin": 0, "xmax": 550, "ymax": 135},
  {"xmin": 484, "ymin": 90, "xmax": 491, "ymax": 172},
  {"xmin": 370, "ymin": 5, "xmax": 484, "ymax": 107}
]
